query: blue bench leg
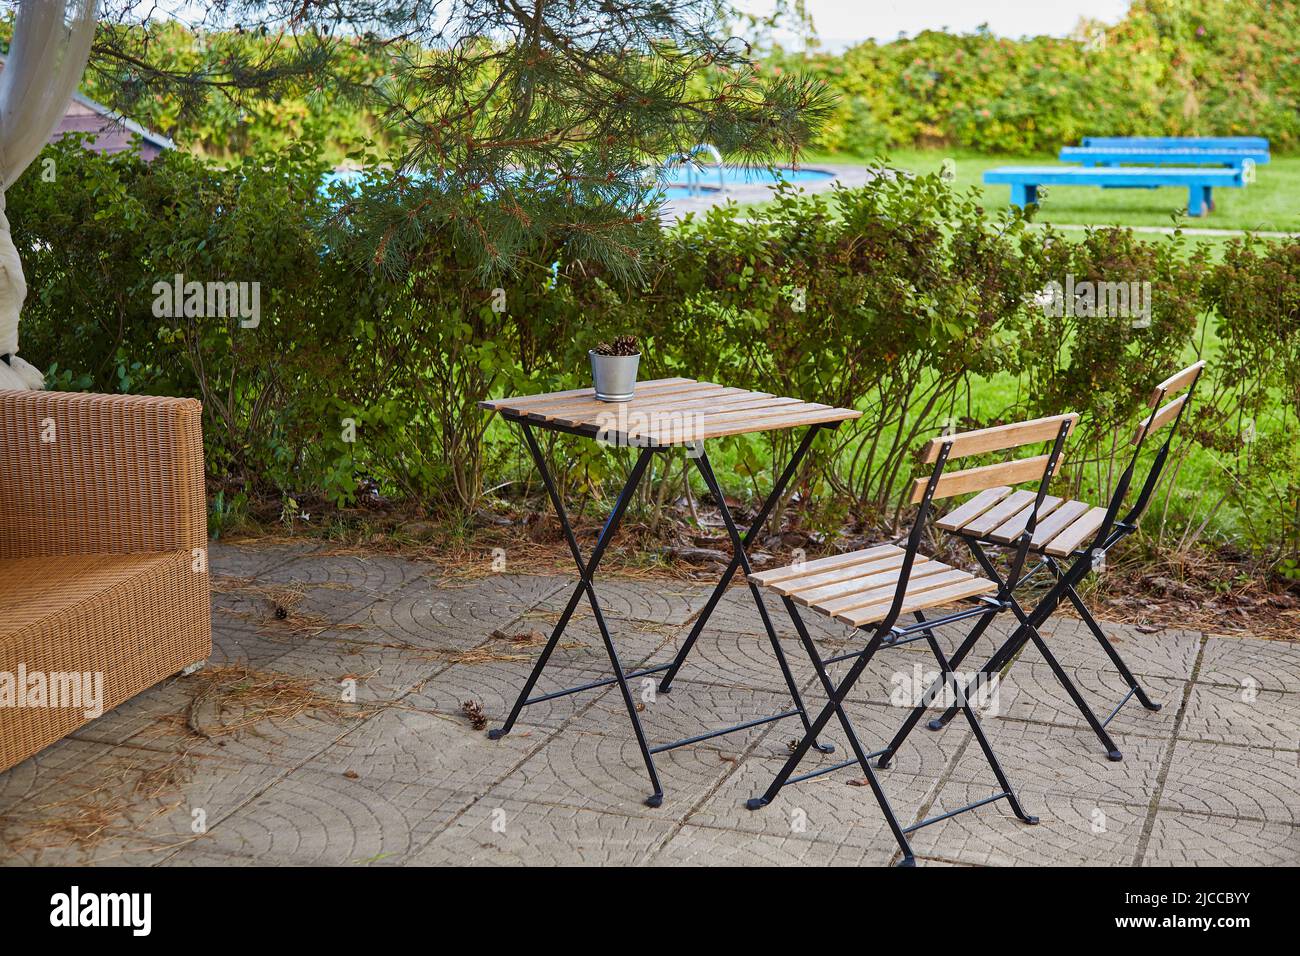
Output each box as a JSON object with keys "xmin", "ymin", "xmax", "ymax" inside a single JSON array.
[
  {"xmin": 1010, "ymin": 183, "xmax": 1038, "ymax": 208},
  {"xmin": 1188, "ymin": 185, "xmax": 1211, "ymax": 217}
]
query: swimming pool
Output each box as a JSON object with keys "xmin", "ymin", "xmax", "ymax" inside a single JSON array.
[
  {"xmin": 322, "ymin": 165, "xmax": 837, "ymax": 201},
  {"xmin": 663, "ymin": 165, "xmax": 835, "ymax": 198}
]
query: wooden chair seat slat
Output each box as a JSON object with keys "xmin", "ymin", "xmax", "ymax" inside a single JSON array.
[
  {"xmin": 1029, "ymin": 499, "xmax": 1093, "ymax": 548},
  {"xmin": 766, "ymin": 553, "xmax": 909, "ymax": 596},
  {"xmin": 837, "ymin": 577, "xmax": 1000, "ymax": 629},
  {"xmin": 748, "ymin": 544, "xmax": 901, "ymax": 587},
  {"xmin": 961, "ymin": 489, "xmax": 1038, "ymax": 537},
  {"xmin": 1042, "ymin": 506, "xmax": 1109, "ymax": 557},
  {"xmin": 935, "ymin": 486, "xmax": 1014, "ymax": 531},
  {"xmin": 752, "ymin": 543, "xmax": 996, "ymax": 628},
  {"xmin": 789, "ymin": 559, "xmax": 943, "ymax": 606},
  {"xmin": 986, "ymin": 496, "xmax": 1066, "ymax": 544}
]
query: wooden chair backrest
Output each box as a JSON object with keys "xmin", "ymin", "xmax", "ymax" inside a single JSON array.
[{"xmin": 910, "ymin": 413, "xmax": 1079, "ymax": 505}]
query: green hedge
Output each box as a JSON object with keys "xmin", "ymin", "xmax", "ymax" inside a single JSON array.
[{"xmin": 10, "ymin": 141, "xmax": 1299, "ymax": 564}]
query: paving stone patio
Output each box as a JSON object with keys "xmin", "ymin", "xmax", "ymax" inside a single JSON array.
[{"xmin": 2, "ymin": 540, "xmax": 1298, "ymax": 866}]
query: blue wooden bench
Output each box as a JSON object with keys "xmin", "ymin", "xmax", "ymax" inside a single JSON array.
[
  {"xmin": 1081, "ymin": 136, "xmax": 1269, "ymax": 151},
  {"xmin": 1059, "ymin": 146, "xmax": 1269, "ymax": 170},
  {"xmin": 984, "ymin": 165, "xmax": 1244, "ymax": 216}
]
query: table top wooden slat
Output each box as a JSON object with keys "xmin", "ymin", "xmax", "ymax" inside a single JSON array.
[
  {"xmin": 512, "ymin": 381, "xmax": 730, "ymax": 421},
  {"xmin": 540, "ymin": 383, "xmax": 738, "ymax": 425},
  {"xmin": 480, "ymin": 377, "xmax": 860, "ymax": 445},
  {"xmin": 481, "ymin": 377, "xmax": 693, "ymax": 412}
]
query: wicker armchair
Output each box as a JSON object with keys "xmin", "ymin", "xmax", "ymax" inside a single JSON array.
[{"xmin": 0, "ymin": 390, "xmax": 211, "ymax": 771}]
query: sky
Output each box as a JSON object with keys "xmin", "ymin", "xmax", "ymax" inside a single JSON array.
[{"xmin": 737, "ymin": 0, "xmax": 1134, "ymax": 52}]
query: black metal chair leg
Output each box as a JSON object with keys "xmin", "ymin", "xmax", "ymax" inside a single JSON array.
[
  {"xmin": 1028, "ymin": 631, "xmax": 1124, "ymax": 761},
  {"xmin": 925, "ymin": 537, "xmax": 1071, "ymax": 732},
  {"xmin": 747, "ymin": 630, "xmax": 881, "ymax": 807},
  {"xmin": 877, "ymin": 608, "xmax": 998, "ymax": 767},
  {"xmin": 748, "ymin": 629, "xmax": 918, "ymax": 866},
  {"xmin": 781, "ymin": 596, "xmax": 879, "ymax": 769},
  {"xmin": 926, "ymin": 591, "xmax": 1044, "ymax": 732},
  {"xmin": 922, "ymin": 629, "xmax": 1038, "ymax": 825},
  {"xmin": 1063, "ymin": 580, "xmax": 1162, "ymax": 712}
]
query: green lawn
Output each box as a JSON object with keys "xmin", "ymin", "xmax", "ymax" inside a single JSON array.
[{"xmin": 804, "ymin": 148, "xmax": 1300, "ymax": 234}]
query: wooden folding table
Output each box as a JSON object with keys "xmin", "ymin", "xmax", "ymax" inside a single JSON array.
[{"xmin": 479, "ymin": 377, "xmax": 860, "ymax": 806}]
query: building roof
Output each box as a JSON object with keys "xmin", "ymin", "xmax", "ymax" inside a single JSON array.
[{"xmin": 0, "ymin": 53, "xmax": 174, "ymax": 158}]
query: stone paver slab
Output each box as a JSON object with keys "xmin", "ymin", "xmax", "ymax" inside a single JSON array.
[
  {"xmin": 1035, "ymin": 618, "xmax": 1201, "ymax": 680},
  {"xmin": 743, "ymin": 699, "xmax": 967, "ymax": 780},
  {"xmin": 480, "ymin": 728, "xmax": 733, "ymax": 818},
  {"xmin": 687, "ymin": 752, "xmax": 939, "ymax": 846},
  {"xmin": 582, "ymin": 682, "xmax": 813, "ymax": 755},
  {"xmin": 208, "ymin": 618, "xmax": 300, "ymax": 669},
  {"xmin": 1159, "ymin": 740, "xmax": 1300, "ymax": 825},
  {"xmin": 160, "ymin": 845, "xmax": 262, "ymax": 866},
  {"xmin": 906, "ymin": 785, "xmax": 1148, "ymax": 867},
  {"xmin": 1179, "ymin": 684, "xmax": 1300, "ymax": 749},
  {"xmin": 994, "ymin": 662, "xmax": 1183, "ymax": 737},
  {"xmin": 67, "ymin": 677, "xmax": 200, "ymax": 747},
  {"xmin": 0, "ymin": 737, "xmax": 114, "ymax": 816},
  {"xmin": 309, "ymin": 706, "xmax": 551, "ymax": 790},
  {"xmin": 1141, "ymin": 810, "xmax": 1300, "ymax": 866},
  {"xmin": 411, "ymin": 798, "xmax": 677, "ymax": 866},
  {"xmin": 0, "ymin": 744, "xmax": 286, "ymax": 866},
  {"xmin": 208, "ymin": 539, "xmax": 320, "ymax": 578},
  {"xmin": 652, "ymin": 823, "xmax": 900, "ymax": 866},
  {"xmin": 334, "ymin": 574, "xmax": 569, "ymax": 651},
  {"xmin": 946, "ymin": 720, "xmax": 1168, "ymax": 806},
  {"xmin": 533, "ymin": 577, "xmax": 711, "ymax": 626},
  {"xmin": 184, "ymin": 769, "xmax": 466, "ymax": 865},
  {"xmin": 1198, "ymin": 637, "xmax": 1300, "ymax": 694},
  {"xmin": 128, "ymin": 699, "xmax": 373, "ymax": 769},
  {"xmin": 828, "ymin": 649, "xmax": 1027, "ymax": 713},
  {"xmin": 264, "ymin": 635, "xmax": 440, "ymax": 703},
  {"xmin": 652, "ymin": 628, "xmax": 819, "ymax": 695},
  {"xmin": 412, "ymin": 657, "xmax": 617, "ymax": 730}
]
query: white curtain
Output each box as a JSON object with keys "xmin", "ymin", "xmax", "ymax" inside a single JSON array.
[{"xmin": 0, "ymin": 0, "xmax": 99, "ymax": 390}]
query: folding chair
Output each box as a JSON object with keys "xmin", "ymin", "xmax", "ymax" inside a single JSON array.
[
  {"xmin": 881, "ymin": 360, "xmax": 1207, "ymax": 764},
  {"xmin": 744, "ymin": 412, "xmax": 1078, "ymax": 866}
]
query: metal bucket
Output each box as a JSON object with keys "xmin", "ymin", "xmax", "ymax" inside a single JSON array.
[{"xmin": 589, "ymin": 350, "xmax": 640, "ymax": 402}]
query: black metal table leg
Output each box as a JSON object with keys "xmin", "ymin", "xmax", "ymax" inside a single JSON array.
[
  {"xmin": 689, "ymin": 447, "xmax": 833, "ymax": 753},
  {"xmin": 658, "ymin": 425, "xmax": 822, "ymax": 693},
  {"xmin": 488, "ymin": 424, "xmax": 667, "ymax": 805}
]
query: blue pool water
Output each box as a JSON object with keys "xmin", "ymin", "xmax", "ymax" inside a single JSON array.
[
  {"xmin": 321, "ymin": 165, "xmax": 835, "ymax": 200},
  {"xmin": 664, "ymin": 165, "xmax": 835, "ymax": 198}
]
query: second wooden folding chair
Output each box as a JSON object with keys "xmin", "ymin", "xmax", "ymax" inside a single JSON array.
[
  {"xmin": 879, "ymin": 361, "xmax": 1207, "ymax": 764},
  {"xmin": 743, "ymin": 411, "xmax": 1078, "ymax": 866}
]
